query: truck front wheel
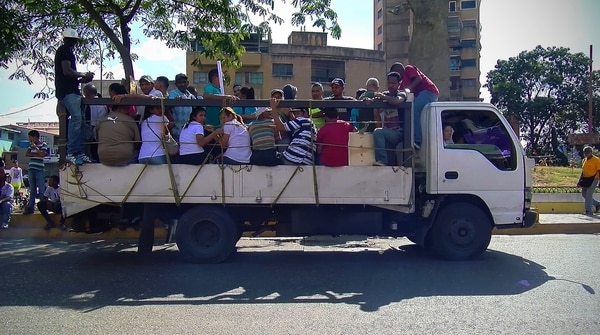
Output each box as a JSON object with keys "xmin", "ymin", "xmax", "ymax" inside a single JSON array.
[
  {"xmin": 175, "ymin": 206, "xmax": 239, "ymax": 263},
  {"xmin": 430, "ymin": 203, "xmax": 492, "ymax": 260}
]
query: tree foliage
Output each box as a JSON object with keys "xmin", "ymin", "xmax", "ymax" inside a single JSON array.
[
  {"xmin": 485, "ymin": 45, "xmax": 600, "ymax": 156},
  {"xmin": 0, "ymin": 0, "xmax": 341, "ymax": 99},
  {"xmin": 388, "ymin": 0, "xmax": 450, "ymax": 100}
]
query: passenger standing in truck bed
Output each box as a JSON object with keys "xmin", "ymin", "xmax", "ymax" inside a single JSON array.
[
  {"xmin": 219, "ymin": 107, "xmax": 251, "ymax": 165},
  {"xmin": 317, "ymin": 108, "xmax": 356, "ymax": 167},
  {"xmin": 248, "ymin": 111, "xmax": 279, "ymax": 166},
  {"xmin": 96, "ymin": 104, "xmax": 140, "ymax": 166},
  {"xmin": 270, "ymin": 99, "xmax": 316, "ymax": 165},
  {"xmin": 179, "ymin": 108, "xmax": 222, "ymax": 165},
  {"xmin": 139, "ymin": 106, "xmax": 170, "ymax": 165}
]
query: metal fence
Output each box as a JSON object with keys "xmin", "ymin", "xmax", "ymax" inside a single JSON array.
[{"xmin": 532, "ymin": 186, "xmax": 591, "ymax": 194}]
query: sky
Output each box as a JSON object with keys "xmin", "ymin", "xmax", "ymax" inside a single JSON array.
[{"xmin": 0, "ymin": 0, "xmax": 599, "ymax": 124}]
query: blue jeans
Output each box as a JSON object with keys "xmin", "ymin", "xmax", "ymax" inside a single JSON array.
[
  {"xmin": 62, "ymin": 93, "xmax": 84, "ymax": 155},
  {"xmin": 27, "ymin": 169, "xmax": 46, "ymax": 212},
  {"xmin": 373, "ymin": 127, "xmax": 403, "ymax": 165},
  {"xmin": 1, "ymin": 202, "xmax": 13, "ymax": 225},
  {"xmin": 413, "ymin": 90, "xmax": 438, "ymax": 145},
  {"xmin": 139, "ymin": 155, "xmax": 167, "ymax": 165},
  {"xmin": 581, "ymin": 179, "xmax": 600, "ymax": 213}
]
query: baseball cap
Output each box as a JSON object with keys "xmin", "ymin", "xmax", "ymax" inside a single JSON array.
[
  {"xmin": 331, "ymin": 78, "xmax": 345, "ymax": 87},
  {"xmin": 282, "ymin": 84, "xmax": 298, "ymax": 100},
  {"xmin": 270, "ymin": 89, "xmax": 284, "ymax": 97},
  {"xmin": 175, "ymin": 73, "xmax": 188, "ymax": 81},
  {"xmin": 139, "ymin": 75, "xmax": 154, "ymax": 84},
  {"xmin": 62, "ymin": 28, "xmax": 79, "ymax": 39}
]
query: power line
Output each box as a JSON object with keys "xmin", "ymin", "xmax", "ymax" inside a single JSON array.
[{"xmin": 0, "ymin": 99, "xmax": 53, "ymax": 117}]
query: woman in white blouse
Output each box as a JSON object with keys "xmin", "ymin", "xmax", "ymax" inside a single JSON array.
[
  {"xmin": 138, "ymin": 105, "xmax": 170, "ymax": 164},
  {"xmin": 219, "ymin": 107, "xmax": 251, "ymax": 165},
  {"xmin": 179, "ymin": 107, "xmax": 222, "ymax": 165}
]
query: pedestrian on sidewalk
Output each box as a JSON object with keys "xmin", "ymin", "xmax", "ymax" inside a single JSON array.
[
  {"xmin": 578, "ymin": 146, "xmax": 600, "ymax": 215},
  {"xmin": 38, "ymin": 175, "xmax": 66, "ymax": 231},
  {"xmin": 24, "ymin": 130, "xmax": 48, "ymax": 215},
  {"xmin": 0, "ymin": 173, "xmax": 14, "ymax": 229},
  {"xmin": 9, "ymin": 160, "xmax": 23, "ymax": 195}
]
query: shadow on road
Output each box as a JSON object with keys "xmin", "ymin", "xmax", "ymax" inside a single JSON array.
[{"xmin": 0, "ymin": 239, "xmax": 556, "ymax": 312}]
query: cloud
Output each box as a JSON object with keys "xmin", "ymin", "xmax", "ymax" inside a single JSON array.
[{"xmin": 131, "ymin": 38, "xmax": 186, "ymax": 62}]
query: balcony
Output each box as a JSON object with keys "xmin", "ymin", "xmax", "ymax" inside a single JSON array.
[{"xmin": 447, "ymin": 15, "xmax": 463, "ymax": 37}]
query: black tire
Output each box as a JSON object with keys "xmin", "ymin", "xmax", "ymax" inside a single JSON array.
[
  {"xmin": 430, "ymin": 202, "xmax": 492, "ymax": 260},
  {"xmin": 175, "ymin": 206, "xmax": 238, "ymax": 263}
]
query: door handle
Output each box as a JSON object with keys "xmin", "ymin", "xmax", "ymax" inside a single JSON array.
[{"xmin": 445, "ymin": 171, "xmax": 459, "ymax": 179}]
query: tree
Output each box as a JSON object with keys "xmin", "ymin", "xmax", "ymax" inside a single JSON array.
[
  {"xmin": 388, "ymin": 0, "xmax": 450, "ymax": 100},
  {"xmin": 485, "ymin": 45, "xmax": 599, "ymax": 156},
  {"xmin": 0, "ymin": 0, "xmax": 341, "ymax": 99}
]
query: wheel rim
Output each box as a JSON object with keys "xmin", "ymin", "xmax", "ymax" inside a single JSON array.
[
  {"xmin": 447, "ymin": 218, "xmax": 476, "ymax": 246},
  {"xmin": 192, "ymin": 221, "xmax": 221, "ymax": 248}
]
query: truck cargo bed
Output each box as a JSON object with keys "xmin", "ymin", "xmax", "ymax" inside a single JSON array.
[{"xmin": 61, "ymin": 164, "xmax": 413, "ymax": 216}]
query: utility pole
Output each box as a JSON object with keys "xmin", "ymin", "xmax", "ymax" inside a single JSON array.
[{"xmin": 589, "ymin": 45, "xmax": 593, "ymax": 134}]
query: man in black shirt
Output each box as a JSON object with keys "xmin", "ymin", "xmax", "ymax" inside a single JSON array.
[
  {"xmin": 54, "ymin": 28, "xmax": 94, "ymax": 165},
  {"xmin": 324, "ymin": 78, "xmax": 355, "ymax": 121}
]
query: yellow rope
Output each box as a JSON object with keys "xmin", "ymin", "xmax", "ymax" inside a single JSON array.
[
  {"xmin": 121, "ymin": 158, "xmax": 152, "ymax": 205},
  {"xmin": 160, "ymin": 98, "xmax": 181, "ymax": 205},
  {"xmin": 179, "ymin": 147, "xmax": 214, "ymax": 201},
  {"xmin": 271, "ymin": 165, "xmax": 302, "ymax": 206}
]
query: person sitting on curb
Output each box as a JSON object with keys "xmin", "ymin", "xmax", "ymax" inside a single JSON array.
[
  {"xmin": 39, "ymin": 175, "xmax": 67, "ymax": 231},
  {"xmin": 0, "ymin": 173, "xmax": 14, "ymax": 229}
]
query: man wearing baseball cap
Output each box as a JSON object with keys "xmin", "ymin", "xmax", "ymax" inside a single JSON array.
[
  {"xmin": 54, "ymin": 28, "xmax": 95, "ymax": 165},
  {"xmin": 324, "ymin": 78, "xmax": 355, "ymax": 122}
]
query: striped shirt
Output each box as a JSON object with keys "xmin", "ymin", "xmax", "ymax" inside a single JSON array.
[
  {"xmin": 28, "ymin": 141, "xmax": 48, "ymax": 171},
  {"xmin": 249, "ymin": 119, "xmax": 276, "ymax": 150},
  {"xmin": 282, "ymin": 117, "xmax": 316, "ymax": 165}
]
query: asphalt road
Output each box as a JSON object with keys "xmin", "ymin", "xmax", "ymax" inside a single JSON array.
[{"xmin": 0, "ymin": 235, "xmax": 599, "ymax": 335}]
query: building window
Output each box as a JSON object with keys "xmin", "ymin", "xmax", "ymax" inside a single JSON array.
[
  {"xmin": 235, "ymin": 72, "xmax": 243, "ymax": 85},
  {"xmin": 377, "ymin": 26, "xmax": 383, "ymax": 35},
  {"xmin": 193, "ymin": 71, "xmax": 208, "ymax": 85},
  {"xmin": 377, "ymin": 9, "xmax": 383, "ymax": 19},
  {"xmin": 311, "ymin": 60, "xmax": 345, "ymax": 83},
  {"xmin": 450, "ymin": 57, "xmax": 461, "ymax": 71},
  {"xmin": 462, "ymin": 19, "xmax": 477, "ymax": 28},
  {"xmin": 450, "ymin": 76, "xmax": 461, "ymax": 90},
  {"xmin": 462, "ymin": 78, "xmax": 477, "ymax": 87},
  {"xmin": 245, "ymin": 72, "xmax": 264, "ymax": 85},
  {"xmin": 272, "ymin": 63, "xmax": 293, "ymax": 77},
  {"xmin": 460, "ymin": 0, "xmax": 477, "ymax": 10},
  {"xmin": 449, "ymin": 1, "xmax": 457, "ymax": 12},
  {"xmin": 377, "ymin": 43, "xmax": 383, "ymax": 51},
  {"xmin": 462, "ymin": 39, "xmax": 477, "ymax": 48},
  {"xmin": 462, "ymin": 58, "xmax": 477, "ymax": 67}
]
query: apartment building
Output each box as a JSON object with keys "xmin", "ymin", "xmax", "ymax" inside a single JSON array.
[
  {"xmin": 186, "ymin": 31, "xmax": 387, "ymax": 99},
  {"xmin": 374, "ymin": 0, "xmax": 482, "ymax": 101}
]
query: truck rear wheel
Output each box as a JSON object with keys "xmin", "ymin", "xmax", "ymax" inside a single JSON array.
[
  {"xmin": 175, "ymin": 206, "xmax": 239, "ymax": 263},
  {"xmin": 430, "ymin": 203, "xmax": 492, "ymax": 260}
]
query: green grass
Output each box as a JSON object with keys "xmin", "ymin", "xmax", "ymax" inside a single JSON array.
[{"xmin": 533, "ymin": 166, "xmax": 580, "ymax": 187}]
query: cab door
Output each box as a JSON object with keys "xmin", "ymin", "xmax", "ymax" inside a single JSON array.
[{"xmin": 429, "ymin": 105, "xmax": 525, "ymax": 225}]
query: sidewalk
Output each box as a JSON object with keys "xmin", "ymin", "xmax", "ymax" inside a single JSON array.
[
  {"xmin": 494, "ymin": 213, "xmax": 600, "ymax": 235},
  {"xmin": 0, "ymin": 212, "xmax": 599, "ymax": 241}
]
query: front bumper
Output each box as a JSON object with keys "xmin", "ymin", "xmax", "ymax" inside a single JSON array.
[{"xmin": 522, "ymin": 209, "xmax": 538, "ymax": 228}]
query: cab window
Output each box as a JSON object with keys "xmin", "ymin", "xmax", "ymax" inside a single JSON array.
[{"xmin": 441, "ymin": 109, "xmax": 516, "ymax": 171}]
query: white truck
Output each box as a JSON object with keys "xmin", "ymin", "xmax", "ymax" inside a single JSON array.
[{"xmin": 61, "ymin": 99, "xmax": 536, "ymax": 263}]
